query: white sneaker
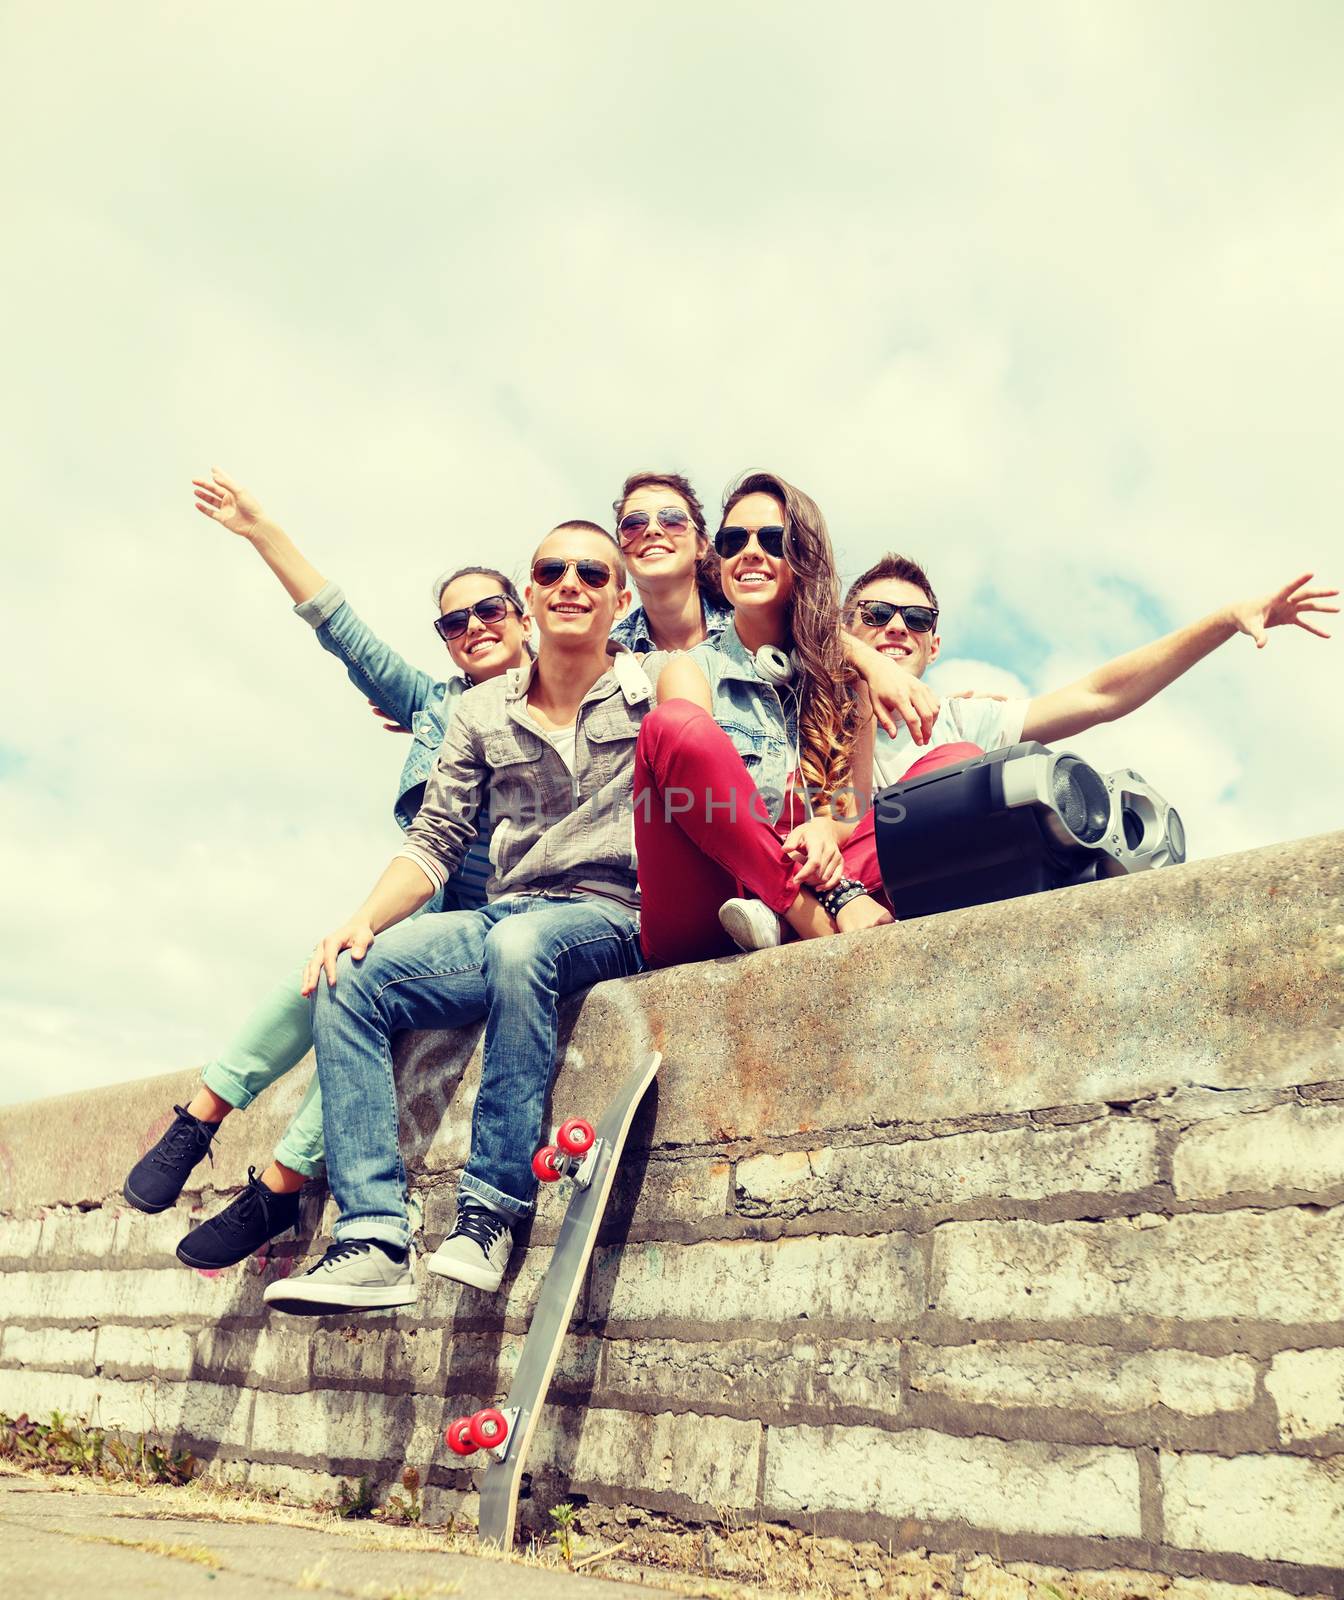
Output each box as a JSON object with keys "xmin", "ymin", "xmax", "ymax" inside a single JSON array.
[
  {"xmin": 263, "ymin": 1238, "xmax": 417, "ymax": 1314},
  {"xmin": 719, "ymin": 897, "xmax": 784, "ymax": 952},
  {"xmin": 426, "ymin": 1203, "xmax": 514, "ymax": 1292}
]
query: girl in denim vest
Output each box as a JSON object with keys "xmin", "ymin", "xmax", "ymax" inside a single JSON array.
[{"xmin": 635, "ymin": 470, "xmax": 898, "ymax": 966}]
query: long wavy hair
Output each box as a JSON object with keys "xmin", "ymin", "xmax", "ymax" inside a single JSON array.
[
  {"xmin": 613, "ymin": 470, "xmax": 724, "ymax": 607},
  {"xmin": 721, "ymin": 470, "xmax": 861, "ymax": 813}
]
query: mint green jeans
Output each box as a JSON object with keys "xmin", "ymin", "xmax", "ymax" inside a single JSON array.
[{"xmin": 200, "ymin": 971, "xmax": 324, "ymax": 1177}]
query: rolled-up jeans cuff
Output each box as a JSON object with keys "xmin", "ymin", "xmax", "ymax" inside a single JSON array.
[
  {"xmin": 332, "ymin": 1215, "xmax": 410, "ymax": 1250},
  {"xmin": 272, "ymin": 1138, "xmax": 323, "ymax": 1179},
  {"xmin": 459, "ymin": 1173, "xmax": 532, "ymax": 1223},
  {"xmin": 200, "ymin": 1062, "xmax": 254, "ymax": 1111}
]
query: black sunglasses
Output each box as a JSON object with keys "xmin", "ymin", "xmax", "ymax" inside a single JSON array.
[
  {"xmin": 853, "ymin": 599, "xmax": 939, "ymax": 634},
  {"xmin": 434, "ymin": 593, "xmax": 517, "ymax": 642},
  {"xmin": 714, "ymin": 524, "xmax": 787, "ymax": 560},
  {"xmin": 531, "ymin": 557, "xmax": 613, "ymax": 590},
  {"xmin": 617, "ymin": 506, "xmax": 691, "ymax": 545}
]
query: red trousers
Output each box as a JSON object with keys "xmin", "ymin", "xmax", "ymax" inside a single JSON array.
[{"xmin": 634, "ymin": 699, "xmax": 982, "ymax": 967}]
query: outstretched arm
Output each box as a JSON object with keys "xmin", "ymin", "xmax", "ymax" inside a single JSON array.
[
  {"xmin": 1022, "ymin": 572, "xmax": 1337, "ymax": 743},
  {"xmin": 193, "ymin": 466, "xmax": 440, "ymax": 727},
  {"xmin": 192, "ymin": 468, "xmax": 326, "ymax": 605}
]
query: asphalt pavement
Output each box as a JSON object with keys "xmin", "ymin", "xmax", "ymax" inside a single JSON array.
[{"xmin": 0, "ymin": 1473, "xmax": 669, "ymax": 1600}]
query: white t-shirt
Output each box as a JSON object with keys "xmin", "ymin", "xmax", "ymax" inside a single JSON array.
[
  {"xmin": 872, "ymin": 695, "xmax": 1031, "ymax": 791},
  {"xmin": 536, "ymin": 720, "xmax": 578, "ymax": 774}
]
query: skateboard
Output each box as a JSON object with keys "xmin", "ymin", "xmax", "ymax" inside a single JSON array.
[{"xmin": 443, "ymin": 1049, "xmax": 661, "ymax": 1549}]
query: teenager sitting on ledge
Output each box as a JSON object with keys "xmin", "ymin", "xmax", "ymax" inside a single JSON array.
[
  {"xmin": 122, "ymin": 471, "xmax": 531, "ymax": 1270},
  {"xmin": 636, "ymin": 471, "xmax": 974, "ymax": 962},
  {"xmin": 264, "ymin": 522, "xmax": 651, "ymax": 1311}
]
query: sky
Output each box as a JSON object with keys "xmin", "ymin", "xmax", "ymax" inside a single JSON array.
[{"xmin": 2, "ymin": 3, "xmax": 1340, "ymax": 1107}]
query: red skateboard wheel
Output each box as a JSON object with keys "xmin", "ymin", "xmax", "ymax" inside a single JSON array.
[
  {"xmin": 532, "ymin": 1144, "xmax": 563, "ymax": 1182},
  {"xmin": 470, "ymin": 1406, "xmax": 509, "ymax": 1451},
  {"xmin": 444, "ymin": 1415, "xmax": 477, "ymax": 1456},
  {"xmin": 556, "ymin": 1118, "xmax": 595, "ymax": 1156}
]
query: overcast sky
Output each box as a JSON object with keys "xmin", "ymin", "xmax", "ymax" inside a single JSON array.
[{"xmin": 2, "ymin": 3, "xmax": 1340, "ymax": 1109}]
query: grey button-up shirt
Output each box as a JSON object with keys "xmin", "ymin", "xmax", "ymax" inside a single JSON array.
[{"xmin": 397, "ymin": 652, "xmax": 654, "ymax": 904}]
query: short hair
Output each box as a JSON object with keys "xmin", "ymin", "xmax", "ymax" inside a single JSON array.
[
  {"xmin": 844, "ymin": 552, "xmax": 938, "ymax": 614},
  {"xmin": 535, "ymin": 520, "xmax": 627, "ymax": 586}
]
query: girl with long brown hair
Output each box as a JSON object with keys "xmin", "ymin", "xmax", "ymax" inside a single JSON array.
[{"xmin": 634, "ymin": 469, "xmax": 894, "ymax": 966}]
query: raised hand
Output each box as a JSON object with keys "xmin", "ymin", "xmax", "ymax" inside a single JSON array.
[
  {"xmin": 1230, "ymin": 573, "xmax": 1338, "ymax": 649},
  {"xmin": 192, "ymin": 467, "xmax": 265, "ymax": 539}
]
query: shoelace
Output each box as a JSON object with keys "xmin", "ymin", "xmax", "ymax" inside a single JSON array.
[
  {"xmin": 152, "ymin": 1106, "xmax": 217, "ymax": 1170},
  {"xmin": 309, "ymin": 1238, "xmax": 380, "ymax": 1274},
  {"xmin": 229, "ymin": 1167, "xmax": 275, "ymax": 1225},
  {"xmin": 451, "ymin": 1206, "xmax": 509, "ymax": 1252}
]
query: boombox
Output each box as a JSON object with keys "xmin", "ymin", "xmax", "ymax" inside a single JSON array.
[{"xmin": 872, "ymin": 742, "xmax": 1185, "ymax": 920}]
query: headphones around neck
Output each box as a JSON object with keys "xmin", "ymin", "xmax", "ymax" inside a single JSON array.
[{"xmin": 753, "ymin": 643, "xmax": 798, "ymax": 685}]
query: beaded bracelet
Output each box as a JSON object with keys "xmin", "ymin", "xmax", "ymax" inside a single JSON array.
[{"xmin": 814, "ymin": 877, "xmax": 868, "ymax": 919}]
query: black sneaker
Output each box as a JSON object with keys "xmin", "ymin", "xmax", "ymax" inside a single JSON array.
[
  {"xmin": 123, "ymin": 1104, "xmax": 221, "ymax": 1213},
  {"xmin": 175, "ymin": 1167, "xmax": 303, "ymax": 1269}
]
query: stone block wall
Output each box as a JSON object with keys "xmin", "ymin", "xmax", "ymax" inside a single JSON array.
[{"xmin": 2, "ymin": 832, "xmax": 1342, "ymax": 1596}]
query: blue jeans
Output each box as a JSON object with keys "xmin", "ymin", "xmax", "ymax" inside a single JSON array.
[{"xmin": 311, "ymin": 895, "xmax": 645, "ymax": 1247}]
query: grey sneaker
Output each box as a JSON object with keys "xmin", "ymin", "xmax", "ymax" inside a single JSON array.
[
  {"xmin": 425, "ymin": 1203, "xmax": 513, "ymax": 1292},
  {"xmin": 262, "ymin": 1239, "xmax": 416, "ymax": 1315},
  {"xmin": 719, "ymin": 897, "xmax": 784, "ymax": 952}
]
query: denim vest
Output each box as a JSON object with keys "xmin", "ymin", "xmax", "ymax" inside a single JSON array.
[
  {"xmin": 687, "ymin": 621, "xmax": 800, "ymax": 825},
  {"xmin": 609, "ymin": 590, "xmax": 734, "ymax": 655}
]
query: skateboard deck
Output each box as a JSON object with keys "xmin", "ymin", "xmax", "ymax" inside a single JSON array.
[{"xmin": 448, "ymin": 1049, "xmax": 661, "ymax": 1549}]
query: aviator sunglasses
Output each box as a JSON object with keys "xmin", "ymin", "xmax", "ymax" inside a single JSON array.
[
  {"xmin": 617, "ymin": 506, "xmax": 691, "ymax": 545},
  {"xmin": 530, "ymin": 556, "xmax": 614, "ymax": 589},
  {"xmin": 434, "ymin": 593, "xmax": 518, "ymax": 642},
  {"xmin": 714, "ymin": 524, "xmax": 787, "ymax": 560},
  {"xmin": 853, "ymin": 599, "xmax": 939, "ymax": 633}
]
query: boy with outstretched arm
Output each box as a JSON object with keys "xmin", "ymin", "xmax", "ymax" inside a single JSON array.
[{"xmin": 264, "ymin": 521, "xmax": 650, "ymax": 1313}]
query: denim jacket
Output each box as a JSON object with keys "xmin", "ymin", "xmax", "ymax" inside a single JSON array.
[
  {"xmin": 687, "ymin": 620, "xmax": 800, "ymax": 824},
  {"xmin": 297, "ymin": 582, "xmax": 467, "ymax": 832},
  {"xmin": 399, "ymin": 652, "xmax": 654, "ymax": 902},
  {"xmin": 609, "ymin": 589, "xmax": 734, "ymax": 654}
]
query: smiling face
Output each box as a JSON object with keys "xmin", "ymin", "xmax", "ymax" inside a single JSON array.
[
  {"xmin": 618, "ymin": 484, "xmax": 704, "ymax": 594},
  {"xmin": 847, "ymin": 576, "xmax": 941, "ymax": 678},
  {"xmin": 719, "ymin": 490, "xmax": 795, "ymax": 619},
  {"xmin": 526, "ymin": 526, "xmax": 630, "ymax": 647},
  {"xmin": 438, "ymin": 571, "xmax": 531, "ymax": 680}
]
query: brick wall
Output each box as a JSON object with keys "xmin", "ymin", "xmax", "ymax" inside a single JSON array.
[{"xmin": 2, "ymin": 831, "xmax": 1342, "ymax": 1596}]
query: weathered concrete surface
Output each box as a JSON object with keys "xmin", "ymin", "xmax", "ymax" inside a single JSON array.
[
  {"xmin": 3, "ymin": 831, "xmax": 1344, "ymax": 1599},
  {"xmin": 0, "ymin": 1473, "xmax": 657, "ymax": 1600},
  {"xmin": 2, "ymin": 830, "xmax": 1340, "ymax": 1214}
]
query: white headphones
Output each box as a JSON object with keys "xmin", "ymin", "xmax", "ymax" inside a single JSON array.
[
  {"xmin": 753, "ymin": 644, "xmax": 798, "ymax": 685},
  {"xmin": 752, "ymin": 644, "xmax": 812, "ymax": 819}
]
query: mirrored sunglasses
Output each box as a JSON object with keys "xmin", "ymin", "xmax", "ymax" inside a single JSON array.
[
  {"xmin": 617, "ymin": 506, "xmax": 691, "ymax": 545},
  {"xmin": 434, "ymin": 593, "xmax": 517, "ymax": 641},
  {"xmin": 530, "ymin": 557, "xmax": 613, "ymax": 590}
]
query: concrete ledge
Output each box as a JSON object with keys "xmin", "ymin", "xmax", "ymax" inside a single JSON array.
[
  {"xmin": 3, "ymin": 830, "xmax": 1341, "ymax": 1214},
  {"xmin": 2, "ymin": 831, "xmax": 1342, "ymax": 1596}
]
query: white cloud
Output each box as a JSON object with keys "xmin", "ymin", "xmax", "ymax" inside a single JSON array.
[{"xmin": 1, "ymin": 1, "xmax": 1339, "ymax": 1106}]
